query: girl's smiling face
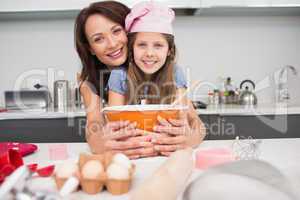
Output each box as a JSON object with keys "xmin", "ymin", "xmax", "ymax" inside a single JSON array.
[{"xmin": 133, "ymin": 32, "xmax": 169, "ymax": 75}]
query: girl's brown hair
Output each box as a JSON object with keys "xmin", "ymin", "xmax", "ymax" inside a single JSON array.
[
  {"xmin": 74, "ymin": 1, "xmax": 130, "ymax": 100},
  {"xmin": 125, "ymin": 33, "xmax": 177, "ymax": 105}
]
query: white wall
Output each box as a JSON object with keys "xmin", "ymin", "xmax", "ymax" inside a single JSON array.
[
  {"xmin": 174, "ymin": 15, "xmax": 300, "ymax": 104},
  {"xmin": 0, "ymin": 14, "xmax": 300, "ymax": 106}
]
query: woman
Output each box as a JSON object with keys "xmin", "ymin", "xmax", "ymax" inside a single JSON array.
[{"xmin": 75, "ymin": 1, "xmax": 155, "ymax": 159}]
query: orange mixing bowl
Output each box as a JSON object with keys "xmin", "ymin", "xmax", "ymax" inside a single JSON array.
[{"xmin": 102, "ymin": 104, "xmax": 188, "ymax": 131}]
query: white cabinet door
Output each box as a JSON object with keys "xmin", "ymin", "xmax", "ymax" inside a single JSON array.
[
  {"xmin": 201, "ymin": 0, "xmax": 300, "ymax": 7},
  {"xmin": 201, "ymin": 0, "xmax": 246, "ymax": 7},
  {"xmin": 0, "ymin": 0, "xmax": 201, "ymax": 12},
  {"xmin": 155, "ymin": 0, "xmax": 201, "ymax": 8},
  {"xmin": 0, "ymin": 0, "xmax": 299, "ymax": 12},
  {"xmin": 0, "ymin": 0, "xmax": 97, "ymax": 12},
  {"xmin": 244, "ymin": 0, "xmax": 272, "ymax": 7},
  {"xmin": 271, "ymin": 0, "xmax": 300, "ymax": 6}
]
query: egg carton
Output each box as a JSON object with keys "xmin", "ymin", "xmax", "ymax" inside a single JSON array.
[{"xmin": 54, "ymin": 152, "xmax": 135, "ymax": 195}]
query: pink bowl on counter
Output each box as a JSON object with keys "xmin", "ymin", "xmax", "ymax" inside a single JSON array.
[{"xmin": 195, "ymin": 148, "xmax": 236, "ymax": 170}]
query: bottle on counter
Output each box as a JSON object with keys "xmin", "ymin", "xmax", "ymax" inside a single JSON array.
[
  {"xmin": 225, "ymin": 77, "xmax": 235, "ymax": 92},
  {"xmin": 224, "ymin": 77, "xmax": 239, "ymax": 104},
  {"xmin": 208, "ymin": 91, "xmax": 214, "ymax": 105},
  {"xmin": 217, "ymin": 77, "xmax": 226, "ymax": 105},
  {"xmin": 213, "ymin": 89, "xmax": 220, "ymax": 105}
]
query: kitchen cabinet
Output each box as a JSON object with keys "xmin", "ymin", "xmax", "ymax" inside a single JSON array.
[
  {"xmin": 271, "ymin": 0, "xmax": 300, "ymax": 6},
  {"xmin": 1, "ymin": 0, "xmax": 299, "ymax": 13},
  {"xmin": 198, "ymin": 115, "xmax": 210, "ymax": 140},
  {"xmin": 201, "ymin": 0, "xmax": 247, "ymax": 7},
  {"xmin": 201, "ymin": 114, "xmax": 300, "ymax": 140},
  {"xmin": 0, "ymin": 117, "xmax": 86, "ymax": 143},
  {"xmin": 200, "ymin": 0, "xmax": 300, "ymax": 7},
  {"xmin": 0, "ymin": 114, "xmax": 299, "ymax": 142},
  {"xmin": 1, "ymin": 116, "xmax": 211, "ymax": 143},
  {"xmin": 0, "ymin": 0, "xmax": 201, "ymax": 12},
  {"xmin": 0, "ymin": 0, "xmax": 99, "ymax": 12}
]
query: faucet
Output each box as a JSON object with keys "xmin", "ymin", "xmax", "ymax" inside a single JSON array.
[{"xmin": 277, "ymin": 65, "xmax": 298, "ymax": 102}]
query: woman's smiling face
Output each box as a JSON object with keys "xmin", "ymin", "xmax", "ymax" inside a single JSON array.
[
  {"xmin": 85, "ymin": 14, "xmax": 128, "ymax": 68},
  {"xmin": 133, "ymin": 32, "xmax": 169, "ymax": 75}
]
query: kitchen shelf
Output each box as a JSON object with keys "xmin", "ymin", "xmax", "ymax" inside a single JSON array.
[
  {"xmin": 194, "ymin": 6, "xmax": 300, "ymax": 16},
  {"xmin": 0, "ymin": 9, "xmax": 202, "ymax": 21},
  {"xmin": 0, "ymin": 0, "xmax": 201, "ymax": 13},
  {"xmin": 1, "ymin": 0, "xmax": 300, "ymax": 19},
  {"xmin": 0, "ymin": 10, "xmax": 80, "ymax": 20},
  {"xmin": 1, "ymin": 7, "xmax": 300, "ymax": 21}
]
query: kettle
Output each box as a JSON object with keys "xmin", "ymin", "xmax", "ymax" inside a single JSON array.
[{"xmin": 239, "ymin": 79, "xmax": 258, "ymax": 105}]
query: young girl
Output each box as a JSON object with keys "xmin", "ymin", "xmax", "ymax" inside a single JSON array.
[{"xmin": 108, "ymin": 1, "xmax": 206, "ymax": 156}]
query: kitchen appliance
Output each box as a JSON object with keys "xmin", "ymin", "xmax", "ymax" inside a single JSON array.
[
  {"xmin": 4, "ymin": 90, "xmax": 50, "ymax": 110},
  {"xmin": 192, "ymin": 101, "xmax": 207, "ymax": 109},
  {"xmin": 239, "ymin": 79, "xmax": 258, "ymax": 105},
  {"xmin": 74, "ymin": 86, "xmax": 82, "ymax": 108},
  {"xmin": 54, "ymin": 80, "xmax": 70, "ymax": 110}
]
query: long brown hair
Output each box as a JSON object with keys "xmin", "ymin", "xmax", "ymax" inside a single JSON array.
[
  {"xmin": 125, "ymin": 33, "xmax": 177, "ymax": 105},
  {"xmin": 74, "ymin": 1, "xmax": 130, "ymax": 100}
]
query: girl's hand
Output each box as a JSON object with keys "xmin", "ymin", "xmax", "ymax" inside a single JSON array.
[
  {"xmin": 86, "ymin": 120, "xmax": 153, "ymax": 159},
  {"xmin": 120, "ymin": 133, "xmax": 159, "ymax": 159},
  {"xmin": 152, "ymin": 116, "xmax": 191, "ymax": 156}
]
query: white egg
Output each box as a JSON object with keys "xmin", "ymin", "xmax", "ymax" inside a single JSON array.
[
  {"xmin": 106, "ymin": 163, "xmax": 130, "ymax": 180},
  {"xmin": 56, "ymin": 161, "xmax": 78, "ymax": 178},
  {"xmin": 81, "ymin": 160, "xmax": 104, "ymax": 179},
  {"xmin": 112, "ymin": 153, "xmax": 132, "ymax": 170}
]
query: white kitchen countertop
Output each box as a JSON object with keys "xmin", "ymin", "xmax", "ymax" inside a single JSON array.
[
  {"xmin": 197, "ymin": 103, "xmax": 300, "ymax": 115},
  {"xmin": 19, "ymin": 138, "xmax": 300, "ymax": 199},
  {"xmin": 0, "ymin": 107, "xmax": 86, "ymax": 120},
  {"xmin": 0, "ymin": 103, "xmax": 300, "ymax": 120}
]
